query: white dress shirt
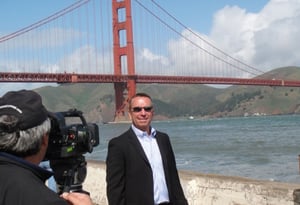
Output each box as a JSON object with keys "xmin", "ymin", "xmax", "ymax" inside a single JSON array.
[{"xmin": 132, "ymin": 125, "xmax": 170, "ymax": 204}]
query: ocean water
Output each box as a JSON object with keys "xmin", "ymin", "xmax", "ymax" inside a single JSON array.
[{"xmin": 86, "ymin": 114, "xmax": 300, "ymax": 184}]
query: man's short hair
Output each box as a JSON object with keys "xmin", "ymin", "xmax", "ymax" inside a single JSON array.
[{"xmin": 128, "ymin": 93, "xmax": 152, "ymax": 110}]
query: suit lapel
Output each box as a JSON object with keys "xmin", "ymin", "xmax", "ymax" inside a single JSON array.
[
  {"xmin": 127, "ymin": 128, "xmax": 151, "ymax": 167},
  {"xmin": 155, "ymin": 133, "xmax": 172, "ymax": 190},
  {"xmin": 156, "ymin": 133, "xmax": 168, "ymax": 168}
]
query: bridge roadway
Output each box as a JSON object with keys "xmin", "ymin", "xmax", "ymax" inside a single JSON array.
[{"xmin": 1, "ymin": 72, "xmax": 300, "ymax": 87}]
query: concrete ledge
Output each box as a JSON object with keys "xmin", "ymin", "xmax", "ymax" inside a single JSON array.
[{"xmin": 83, "ymin": 160, "xmax": 300, "ymax": 205}]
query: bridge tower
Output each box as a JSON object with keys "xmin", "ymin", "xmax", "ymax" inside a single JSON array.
[{"xmin": 112, "ymin": 0, "xmax": 136, "ymax": 121}]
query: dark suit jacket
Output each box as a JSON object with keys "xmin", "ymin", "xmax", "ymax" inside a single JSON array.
[{"xmin": 106, "ymin": 127, "xmax": 188, "ymax": 205}]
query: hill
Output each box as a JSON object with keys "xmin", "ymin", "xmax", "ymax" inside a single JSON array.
[{"xmin": 34, "ymin": 66, "xmax": 300, "ymax": 122}]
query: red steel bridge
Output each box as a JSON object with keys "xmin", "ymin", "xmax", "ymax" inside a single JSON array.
[{"xmin": 1, "ymin": 0, "xmax": 300, "ymax": 120}]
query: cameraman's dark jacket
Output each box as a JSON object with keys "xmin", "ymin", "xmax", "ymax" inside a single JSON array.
[{"xmin": 0, "ymin": 152, "xmax": 67, "ymax": 205}]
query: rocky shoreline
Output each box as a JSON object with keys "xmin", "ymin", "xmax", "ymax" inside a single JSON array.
[{"xmin": 83, "ymin": 160, "xmax": 300, "ymax": 205}]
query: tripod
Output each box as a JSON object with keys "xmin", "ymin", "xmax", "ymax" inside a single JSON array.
[{"xmin": 50, "ymin": 155, "xmax": 89, "ymax": 195}]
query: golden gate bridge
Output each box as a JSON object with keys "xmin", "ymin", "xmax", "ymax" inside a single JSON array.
[{"xmin": 1, "ymin": 0, "xmax": 300, "ymax": 120}]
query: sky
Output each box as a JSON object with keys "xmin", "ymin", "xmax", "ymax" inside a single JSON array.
[
  {"xmin": 1, "ymin": 0, "xmax": 300, "ymax": 95},
  {"xmin": 0, "ymin": 0, "xmax": 268, "ymax": 34}
]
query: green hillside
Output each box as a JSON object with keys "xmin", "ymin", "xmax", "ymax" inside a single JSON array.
[{"xmin": 34, "ymin": 66, "xmax": 300, "ymax": 122}]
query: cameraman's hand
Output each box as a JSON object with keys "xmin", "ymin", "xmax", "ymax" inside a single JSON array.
[{"xmin": 61, "ymin": 192, "xmax": 93, "ymax": 205}]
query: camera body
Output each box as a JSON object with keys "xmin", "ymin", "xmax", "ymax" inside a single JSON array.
[
  {"xmin": 45, "ymin": 109, "xmax": 99, "ymax": 159},
  {"xmin": 43, "ymin": 109, "xmax": 99, "ymax": 193}
]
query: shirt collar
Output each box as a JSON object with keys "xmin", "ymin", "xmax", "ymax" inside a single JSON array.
[{"xmin": 131, "ymin": 124, "xmax": 156, "ymax": 138}]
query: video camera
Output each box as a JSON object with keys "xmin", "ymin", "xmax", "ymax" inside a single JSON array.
[
  {"xmin": 45, "ymin": 109, "xmax": 99, "ymax": 194},
  {"xmin": 46, "ymin": 109, "xmax": 99, "ymax": 159}
]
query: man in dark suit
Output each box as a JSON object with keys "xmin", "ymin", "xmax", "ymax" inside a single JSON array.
[{"xmin": 106, "ymin": 93, "xmax": 188, "ymax": 205}]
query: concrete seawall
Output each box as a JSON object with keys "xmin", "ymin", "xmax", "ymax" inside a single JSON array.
[{"xmin": 83, "ymin": 160, "xmax": 300, "ymax": 205}]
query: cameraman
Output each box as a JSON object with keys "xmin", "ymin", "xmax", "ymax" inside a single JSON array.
[{"xmin": 0, "ymin": 90, "xmax": 93, "ymax": 205}]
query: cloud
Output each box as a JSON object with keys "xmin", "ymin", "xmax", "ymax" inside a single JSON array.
[
  {"xmin": 0, "ymin": 83, "xmax": 56, "ymax": 96},
  {"xmin": 209, "ymin": 0, "xmax": 300, "ymax": 70},
  {"xmin": 136, "ymin": 22, "xmax": 261, "ymax": 78},
  {"xmin": 0, "ymin": 27, "xmax": 113, "ymax": 96},
  {"xmin": 2, "ymin": 0, "xmax": 300, "ymax": 96},
  {"xmin": 135, "ymin": 0, "xmax": 300, "ymax": 78}
]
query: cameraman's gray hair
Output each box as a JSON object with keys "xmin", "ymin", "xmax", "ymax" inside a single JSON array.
[{"xmin": 0, "ymin": 115, "xmax": 51, "ymax": 157}]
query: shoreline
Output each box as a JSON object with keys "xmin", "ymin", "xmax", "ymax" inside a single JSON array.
[{"xmin": 83, "ymin": 160, "xmax": 300, "ymax": 205}]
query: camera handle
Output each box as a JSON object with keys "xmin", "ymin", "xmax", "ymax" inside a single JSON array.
[
  {"xmin": 61, "ymin": 167, "xmax": 89, "ymax": 195},
  {"xmin": 61, "ymin": 168, "xmax": 75, "ymax": 193},
  {"xmin": 50, "ymin": 155, "xmax": 90, "ymax": 195}
]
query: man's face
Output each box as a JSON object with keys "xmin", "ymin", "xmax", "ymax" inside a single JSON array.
[{"xmin": 129, "ymin": 96, "xmax": 153, "ymax": 132}]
